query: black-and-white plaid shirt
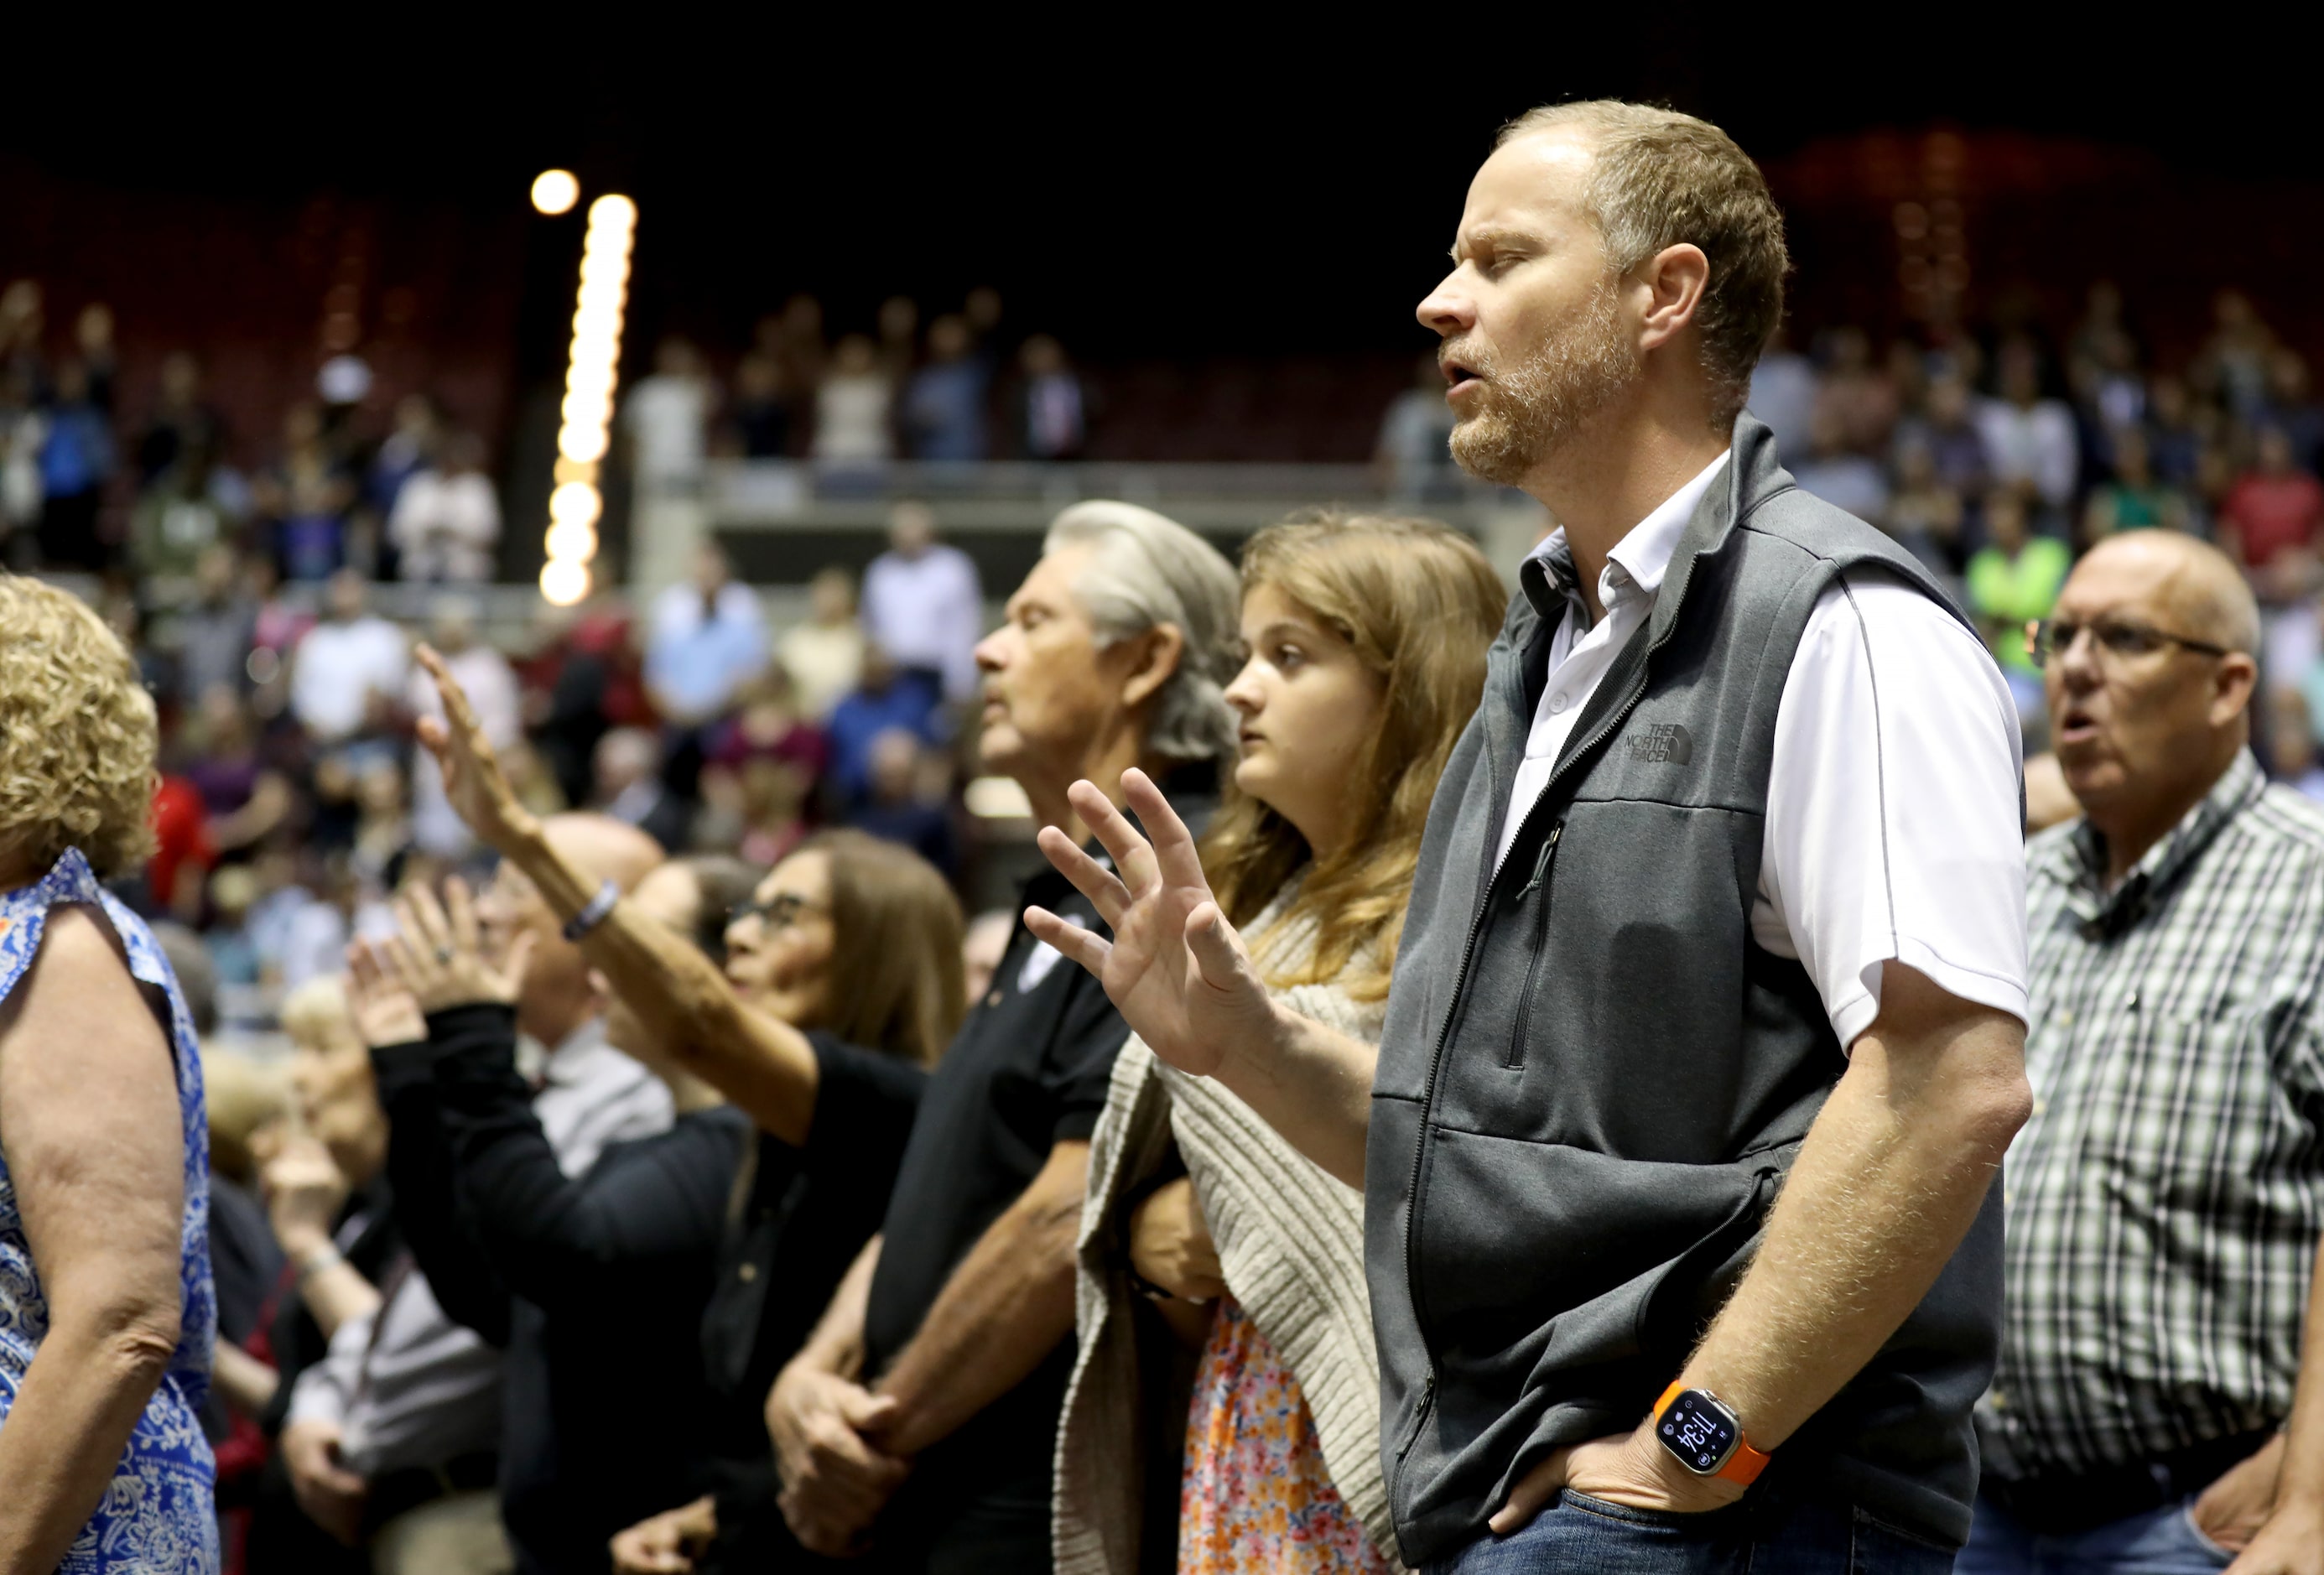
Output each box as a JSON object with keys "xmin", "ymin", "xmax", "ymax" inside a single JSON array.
[{"xmin": 1981, "ymin": 749, "xmax": 2324, "ymax": 1477}]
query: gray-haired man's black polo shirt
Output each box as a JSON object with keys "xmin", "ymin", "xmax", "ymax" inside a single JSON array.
[{"xmin": 863, "ymin": 762, "xmax": 1217, "ymax": 1534}]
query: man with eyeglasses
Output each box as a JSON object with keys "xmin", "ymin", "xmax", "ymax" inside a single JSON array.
[{"xmin": 1963, "ymin": 529, "xmax": 2324, "ymax": 1572}]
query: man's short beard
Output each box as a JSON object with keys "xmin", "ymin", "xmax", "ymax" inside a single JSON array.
[{"xmin": 1448, "ymin": 278, "xmax": 1637, "ymax": 486}]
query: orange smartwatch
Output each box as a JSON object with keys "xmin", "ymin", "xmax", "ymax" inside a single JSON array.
[{"xmin": 1651, "ymin": 1380, "xmax": 1770, "ymax": 1486}]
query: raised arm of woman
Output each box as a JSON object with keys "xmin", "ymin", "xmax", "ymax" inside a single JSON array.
[
  {"xmin": 412, "ymin": 643, "xmax": 822, "ymax": 1143},
  {"xmin": 0, "ymin": 908, "xmax": 187, "ymax": 1575}
]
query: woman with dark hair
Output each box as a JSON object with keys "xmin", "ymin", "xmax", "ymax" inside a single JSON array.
[
  {"xmin": 395, "ymin": 646, "xmax": 964, "ymax": 1573},
  {"xmin": 1053, "ymin": 516, "xmax": 1505, "ymax": 1575},
  {"xmin": 0, "ymin": 575, "xmax": 219, "ymax": 1572}
]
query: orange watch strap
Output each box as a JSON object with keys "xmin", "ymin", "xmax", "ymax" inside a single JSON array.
[{"xmin": 1652, "ymin": 1380, "xmax": 1770, "ymax": 1486}]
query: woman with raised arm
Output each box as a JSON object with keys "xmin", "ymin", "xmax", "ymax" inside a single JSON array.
[
  {"xmin": 0, "ymin": 575, "xmax": 220, "ymax": 1574},
  {"xmin": 413, "ymin": 643, "xmax": 959, "ymax": 1143},
  {"xmin": 403, "ymin": 645, "xmax": 964, "ymax": 1574},
  {"xmin": 1053, "ymin": 517, "xmax": 1504, "ymax": 1575}
]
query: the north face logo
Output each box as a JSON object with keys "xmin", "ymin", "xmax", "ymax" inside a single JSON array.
[{"xmin": 1626, "ymin": 723, "xmax": 1693, "ymax": 765}]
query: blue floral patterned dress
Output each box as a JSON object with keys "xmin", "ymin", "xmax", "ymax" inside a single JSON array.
[{"xmin": 0, "ymin": 849, "xmax": 219, "ymax": 1572}]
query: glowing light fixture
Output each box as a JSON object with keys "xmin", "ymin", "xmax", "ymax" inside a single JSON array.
[
  {"xmin": 530, "ymin": 169, "xmax": 580, "ymax": 216},
  {"xmin": 540, "ymin": 557, "xmax": 592, "ymax": 606},
  {"xmin": 549, "ymin": 481, "xmax": 602, "ymax": 528},
  {"xmin": 538, "ymin": 191, "xmax": 637, "ymax": 606},
  {"xmin": 544, "ymin": 518, "xmax": 598, "ymax": 563}
]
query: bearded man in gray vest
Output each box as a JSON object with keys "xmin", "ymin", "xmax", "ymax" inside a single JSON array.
[{"xmin": 1027, "ymin": 101, "xmax": 2033, "ymax": 1572}]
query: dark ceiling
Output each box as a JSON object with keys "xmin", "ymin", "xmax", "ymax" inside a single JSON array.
[{"xmin": 9, "ymin": 17, "xmax": 2316, "ymax": 360}]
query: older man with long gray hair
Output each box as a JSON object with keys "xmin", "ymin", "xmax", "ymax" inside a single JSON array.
[{"xmin": 767, "ymin": 500, "xmax": 1240, "ymax": 1573}]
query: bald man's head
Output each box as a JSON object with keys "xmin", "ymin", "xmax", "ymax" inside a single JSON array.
[
  {"xmin": 2046, "ymin": 529, "xmax": 2261, "ymax": 871},
  {"xmin": 480, "ymin": 813, "xmax": 666, "ymax": 1047},
  {"xmin": 2083, "ymin": 530, "xmax": 2259, "ymax": 657},
  {"xmin": 542, "ymin": 812, "xmax": 665, "ymax": 892}
]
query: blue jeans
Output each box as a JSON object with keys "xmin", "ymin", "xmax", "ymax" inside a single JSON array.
[
  {"xmin": 1423, "ymin": 1489, "xmax": 1959, "ymax": 1573},
  {"xmin": 1957, "ymin": 1491, "xmax": 2234, "ymax": 1573}
]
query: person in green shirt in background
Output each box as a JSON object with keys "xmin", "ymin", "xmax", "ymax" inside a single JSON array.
[
  {"xmin": 2082, "ymin": 426, "xmax": 2193, "ymax": 543},
  {"xmin": 1968, "ymin": 486, "xmax": 2072, "ymax": 728}
]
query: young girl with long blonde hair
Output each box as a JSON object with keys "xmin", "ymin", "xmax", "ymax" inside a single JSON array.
[{"xmin": 1055, "ymin": 514, "xmax": 1505, "ymax": 1574}]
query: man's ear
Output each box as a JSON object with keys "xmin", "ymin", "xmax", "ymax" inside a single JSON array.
[
  {"xmin": 1635, "ymin": 242, "xmax": 1711, "ymax": 354},
  {"xmin": 1118, "ymin": 622, "xmax": 1187, "ymax": 712},
  {"xmin": 585, "ymin": 966, "xmax": 613, "ymax": 1005},
  {"xmin": 2212, "ymin": 652, "xmax": 2259, "ymax": 728}
]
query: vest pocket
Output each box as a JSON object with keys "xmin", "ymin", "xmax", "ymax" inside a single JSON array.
[
  {"xmin": 1503, "ymin": 822, "xmax": 1563, "ymax": 1070},
  {"xmin": 1386, "ymin": 1370, "xmax": 1438, "ymax": 1526}
]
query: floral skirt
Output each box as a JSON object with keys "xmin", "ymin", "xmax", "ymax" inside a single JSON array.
[{"xmin": 1178, "ymin": 1296, "xmax": 1393, "ymax": 1575}]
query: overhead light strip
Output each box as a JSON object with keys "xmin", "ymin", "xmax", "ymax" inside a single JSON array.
[{"xmin": 541, "ymin": 192, "xmax": 635, "ymax": 607}]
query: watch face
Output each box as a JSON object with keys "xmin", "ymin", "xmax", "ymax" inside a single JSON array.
[{"xmin": 1657, "ymin": 1390, "xmax": 1739, "ymax": 1475}]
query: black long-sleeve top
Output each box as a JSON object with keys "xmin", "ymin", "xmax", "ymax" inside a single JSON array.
[
  {"xmin": 371, "ymin": 1030, "xmax": 512, "ymax": 1345},
  {"xmin": 390, "ymin": 1003, "xmax": 748, "ymax": 1575},
  {"xmin": 378, "ymin": 1005, "xmax": 926, "ymax": 1574}
]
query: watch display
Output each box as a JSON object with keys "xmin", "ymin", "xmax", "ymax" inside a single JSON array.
[{"xmin": 1656, "ymin": 1388, "xmax": 1741, "ymax": 1475}]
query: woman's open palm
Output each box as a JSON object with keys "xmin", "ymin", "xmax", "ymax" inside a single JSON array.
[
  {"xmin": 382, "ymin": 876, "xmax": 533, "ymax": 1014},
  {"xmin": 1024, "ymin": 770, "xmax": 1277, "ymax": 1079}
]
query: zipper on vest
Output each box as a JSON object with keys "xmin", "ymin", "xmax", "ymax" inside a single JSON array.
[
  {"xmin": 1401, "ymin": 568, "xmax": 1699, "ymax": 1394},
  {"xmin": 1503, "ymin": 822, "xmax": 1562, "ymax": 1069},
  {"xmin": 1387, "ymin": 1372, "xmax": 1438, "ymax": 1509}
]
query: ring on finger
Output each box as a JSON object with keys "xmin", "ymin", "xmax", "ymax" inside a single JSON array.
[{"xmin": 435, "ymin": 945, "xmax": 455, "ymax": 964}]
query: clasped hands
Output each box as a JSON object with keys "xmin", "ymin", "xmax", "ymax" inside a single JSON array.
[
  {"xmin": 1128, "ymin": 1176, "xmax": 1224, "ymax": 1303},
  {"xmin": 765, "ymin": 1361, "xmax": 911, "ymax": 1557}
]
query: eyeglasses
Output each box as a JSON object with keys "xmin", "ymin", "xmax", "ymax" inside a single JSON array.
[
  {"xmin": 2025, "ymin": 616, "xmax": 2234, "ymax": 670},
  {"xmin": 729, "ymin": 891, "xmax": 829, "ymax": 931}
]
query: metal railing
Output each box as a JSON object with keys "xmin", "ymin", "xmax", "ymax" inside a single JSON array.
[{"xmin": 700, "ymin": 458, "xmax": 1501, "ymax": 533}]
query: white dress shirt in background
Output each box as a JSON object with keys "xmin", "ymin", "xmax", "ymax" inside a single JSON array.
[
  {"xmin": 387, "ymin": 470, "xmax": 502, "ymax": 583},
  {"xmin": 860, "ymin": 542, "xmax": 983, "ymax": 701},
  {"xmin": 624, "ymin": 374, "xmax": 710, "ymax": 483},
  {"xmin": 291, "ymin": 615, "xmax": 411, "ymax": 743},
  {"xmin": 813, "ymin": 373, "xmax": 893, "ymax": 463},
  {"xmin": 1973, "ymin": 396, "xmax": 2079, "ymax": 509}
]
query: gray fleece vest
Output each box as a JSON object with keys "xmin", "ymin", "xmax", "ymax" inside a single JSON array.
[{"xmin": 1365, "ymin": 416, "xmax": 2004, "ymax": 1563}]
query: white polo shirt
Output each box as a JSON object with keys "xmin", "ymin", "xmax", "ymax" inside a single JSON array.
[{"xmin": 1495, "ymin": 452, "xmax": 2029, "ymax": 1047}]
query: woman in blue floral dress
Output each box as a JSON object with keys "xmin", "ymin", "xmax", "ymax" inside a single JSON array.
[{"xmin": 0, "ymin": 574, "xmax": 217, "ymax": 1573}]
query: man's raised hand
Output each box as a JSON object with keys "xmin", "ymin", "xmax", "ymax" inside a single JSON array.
[{"xmin": 1023, "ymin": 769, "xmax": 1278, "ymax": 1079}]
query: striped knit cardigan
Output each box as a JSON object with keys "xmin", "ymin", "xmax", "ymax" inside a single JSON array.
[{"xmin": 1052, "ymin": 881, "xmax": 1405, "ymax": 1573}]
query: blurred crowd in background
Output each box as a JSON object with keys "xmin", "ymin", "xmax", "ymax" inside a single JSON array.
[
  {"xmin": 1741, "ymin": 283, "xmax": 2324, "ymax": 789},
  {"xmin": 634, "ymin": 288, "xmax": 1093, "ymax": 470},
  {"xmin": 7, "ymin": 265, "xmax": 2324, "ymax": 1043},
  {"xmin": 30, "ymin": 524, "xmax": 978, "ymax": 1042}
]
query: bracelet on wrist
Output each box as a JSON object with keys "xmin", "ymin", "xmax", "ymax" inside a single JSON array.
[
  {"xmin": 296, "ymin": 1241, "xmax": 346, "ymax": 1281},
  {"xmin": 562, "ymin": 879, "xmax": 622, "ymax": 943}
]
